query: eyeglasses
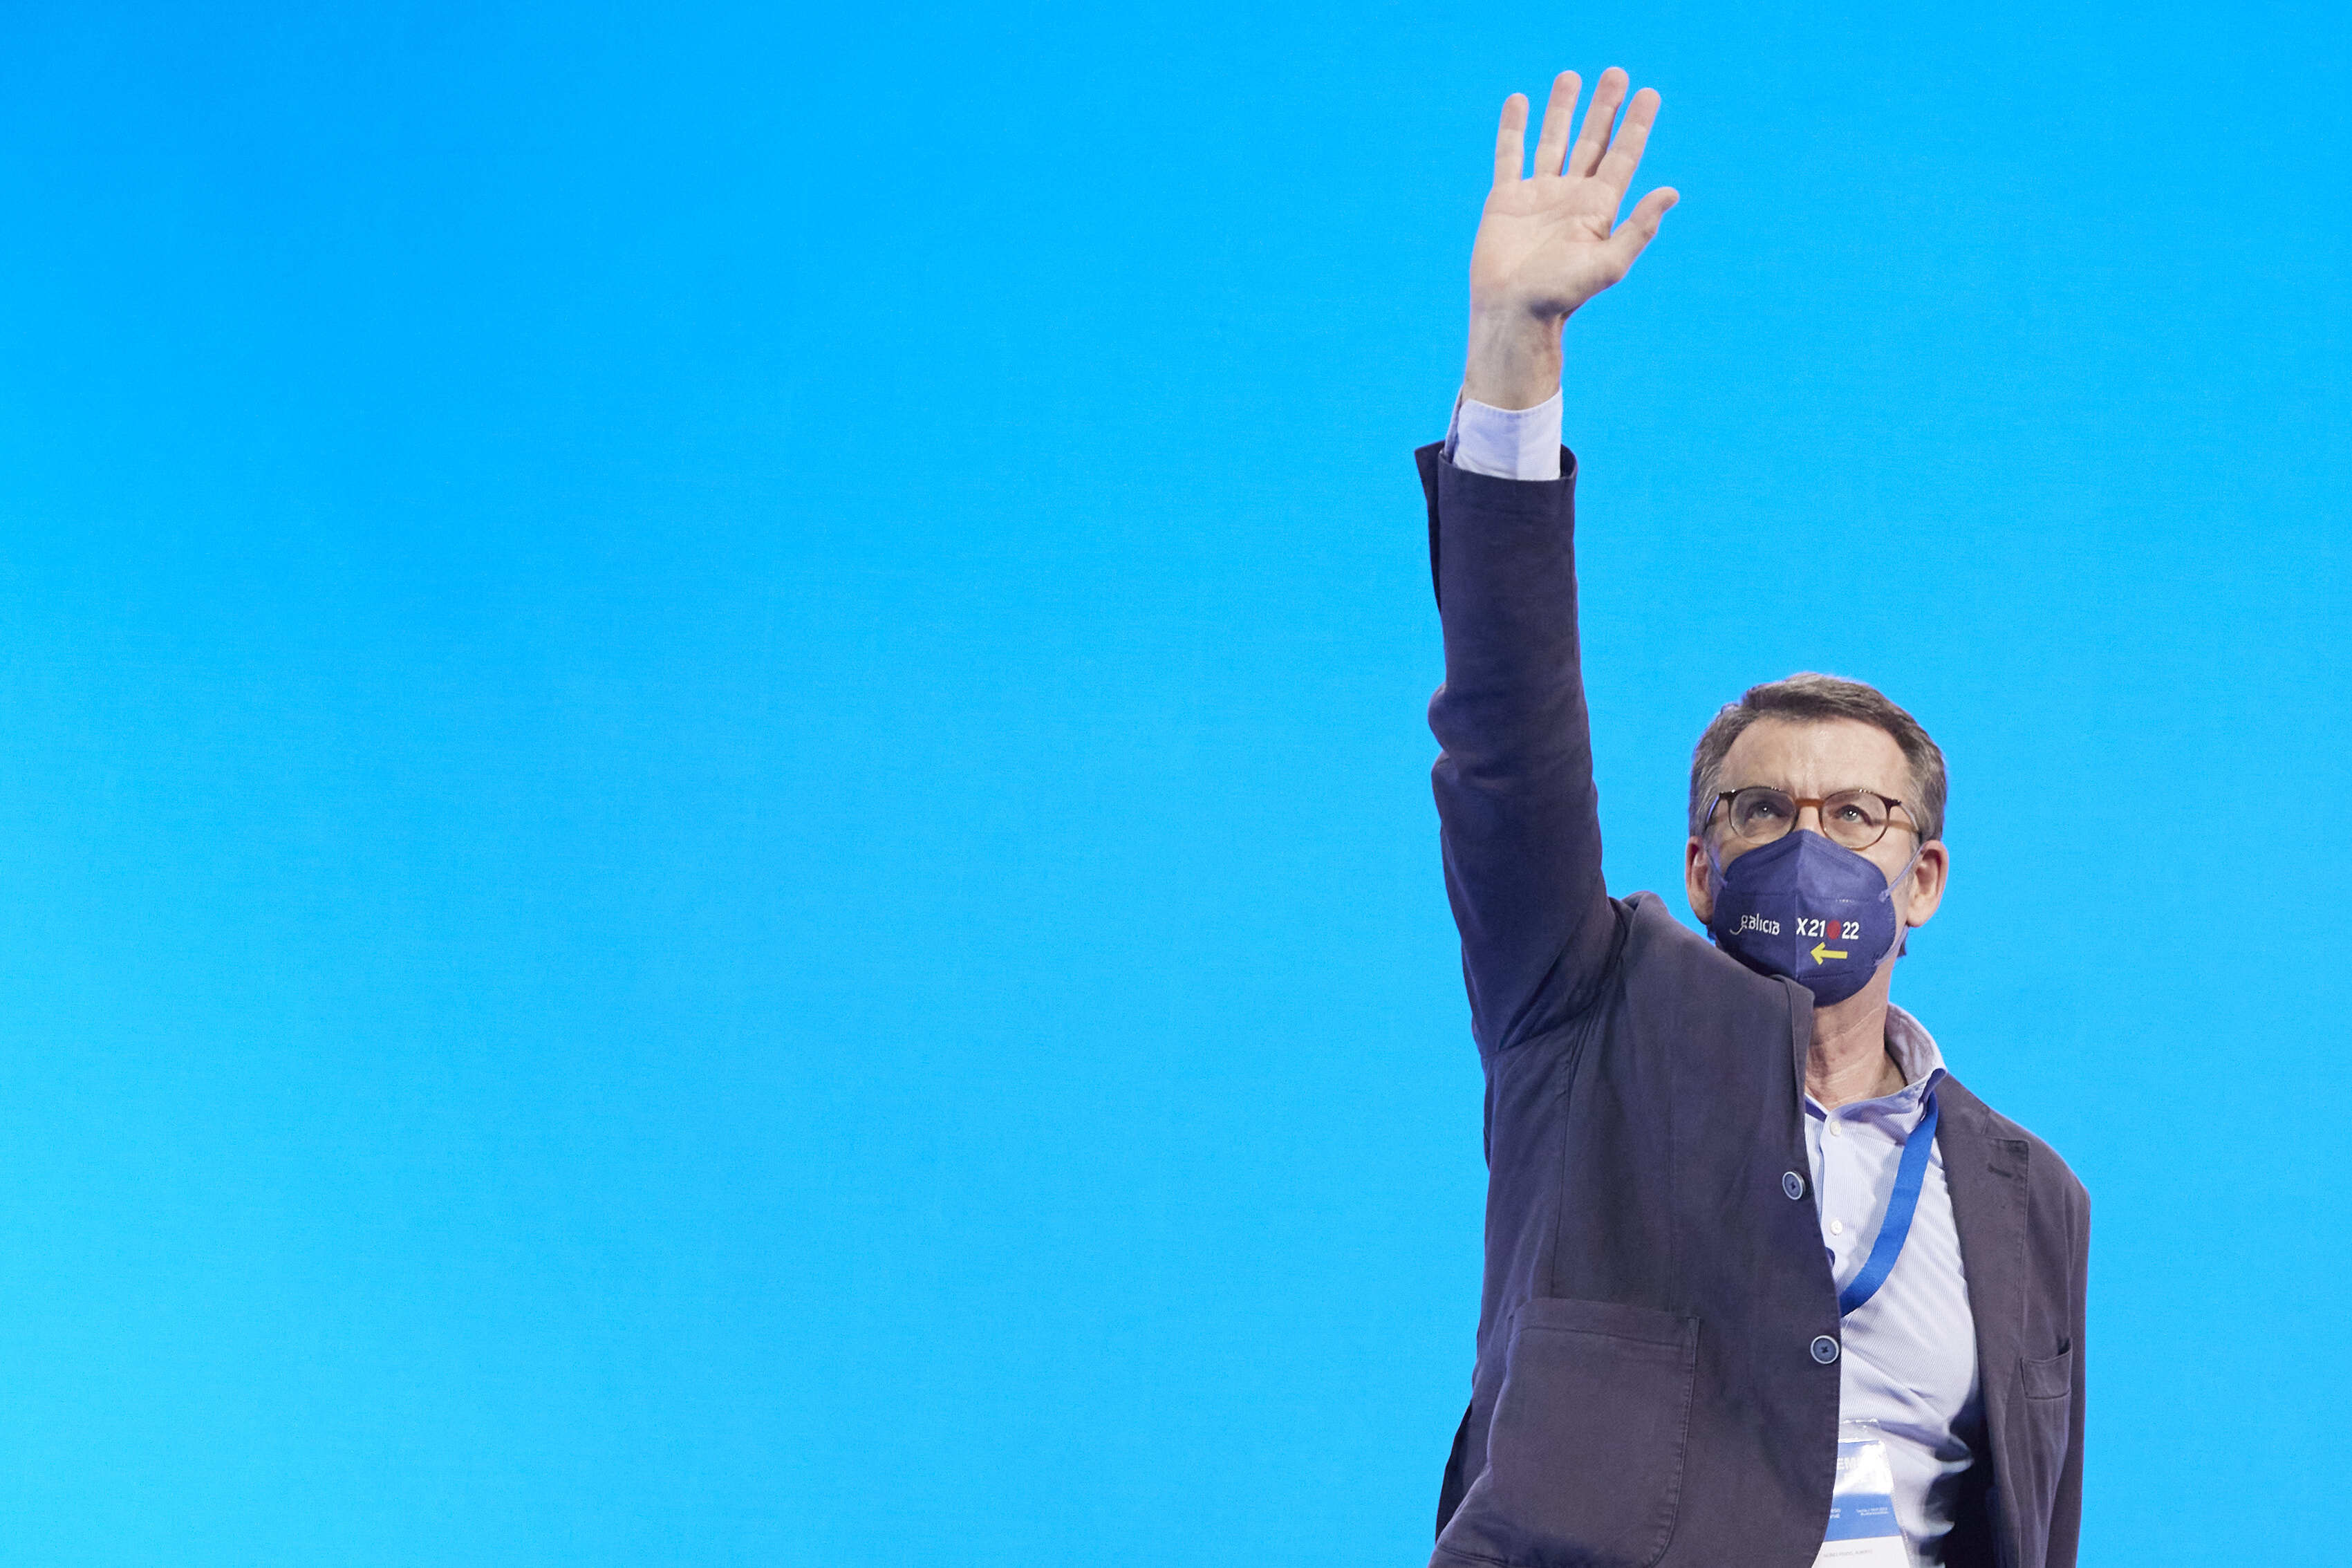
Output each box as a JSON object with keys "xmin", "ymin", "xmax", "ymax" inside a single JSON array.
[{"xmin": 1706, "ymin": 787, "xmax": 1917, "ymax": 852}]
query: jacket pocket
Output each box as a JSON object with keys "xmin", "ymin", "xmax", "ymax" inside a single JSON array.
[
  {"xmin": 2022, "ymin": 1345, "xmax": 2073, "ymax": 1401},
  {"xmin": 2008, "ymin": 1345, "xmax": 2075, "ymax": 1552},
  {"xmin": 1437, "ymin": 1296, "xmax": 1699, "ymax": 1568}
]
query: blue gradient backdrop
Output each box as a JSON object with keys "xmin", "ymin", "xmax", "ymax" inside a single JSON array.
[{"xmin": 0, "ymin": 1, "xmax": 2342, "ymax": 1562}]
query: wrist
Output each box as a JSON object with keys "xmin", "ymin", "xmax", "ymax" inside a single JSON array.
[{"xmin": 1464, "ymin": 306, "xmax": 1565, "ymax": 411}]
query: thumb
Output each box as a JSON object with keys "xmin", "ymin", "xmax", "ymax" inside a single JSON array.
[{"xmin": 1609, "ymin": 187, "xmax": 1679, "ymax": 272}]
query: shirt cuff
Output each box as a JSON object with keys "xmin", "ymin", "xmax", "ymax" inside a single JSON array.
[{"xmin": 1443, "ymin": 387, "xmax": 1563, "ymax": 482}]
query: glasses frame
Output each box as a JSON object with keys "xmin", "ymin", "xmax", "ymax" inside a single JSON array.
[{"xmin": 1705, "ymin": 787, "xmax": 1920, "ymax": 852}]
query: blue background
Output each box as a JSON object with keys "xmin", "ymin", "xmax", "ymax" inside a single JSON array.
[{"xmin": 0, "ymin": 1, "xmax": 2342, "ymax": 1561}]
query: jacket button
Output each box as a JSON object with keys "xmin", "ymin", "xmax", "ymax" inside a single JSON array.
[
  {"xmin": 1782, "ymin": 1170, "xmax": 1806, "ymax": 1200},
  {"xmin": 1811, "ymin": 1335, "xmax": 1840, "ymax": 1365}
]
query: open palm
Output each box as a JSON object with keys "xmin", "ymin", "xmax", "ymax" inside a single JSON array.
[{"xmin": 1472, "ymin": 68, "xmax": 1677, "ymax": 323}]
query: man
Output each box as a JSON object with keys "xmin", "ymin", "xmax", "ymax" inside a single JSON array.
[{"xmin": 1419, "ymin": 68, "xmax": 2087, "ymax": 1568}]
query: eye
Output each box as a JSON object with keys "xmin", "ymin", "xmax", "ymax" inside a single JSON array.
[{"xmin": 1731, "ymin": 790, "xmax": 1792, "ymax": 831}]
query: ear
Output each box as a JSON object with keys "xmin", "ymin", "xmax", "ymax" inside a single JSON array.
[
  {"xmin": 1684, "ymin": 836, "xmax": 1715, "ymax": 924},
  {"xmin": 1898, "ymin": 839, "xmax": 1948, "ymax": 932}
]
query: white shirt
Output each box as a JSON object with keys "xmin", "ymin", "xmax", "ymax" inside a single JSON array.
[
  {"xmin": 1444, "ymin": 393, "xmax": 1985, "ymax": 1560},
  {"xmin": 1806, "ymin": 1006, "xmax": 1984, "ymax": 1564},
  {"xmin": 1444, "ymin": 388, "xmax": 1567, "ymax": 480}
]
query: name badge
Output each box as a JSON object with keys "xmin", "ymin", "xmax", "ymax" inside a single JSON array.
[{"xmin": 1812, "ymin": 1423, "xmax": 1906, "ymax": 1567}]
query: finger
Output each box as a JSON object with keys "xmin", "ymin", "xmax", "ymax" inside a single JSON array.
[
  {"xmin": 1608, "ymin": 186, "xmax": 1679, "ymax": 272},
  {"xmin": 1565, "ymin": 66, "xmax": 1629, "ymax": 178},
  {"xmin": 1596, "ymin": 86, "xmax": 1662, "ymax": 198},
  {"xmin": 1492, "ymin": 93, "xmax": 1529, "ymax": 187},
  {"xmin": 1533, "ymin": 71, "xmax": 1581, "ymax": 178}
]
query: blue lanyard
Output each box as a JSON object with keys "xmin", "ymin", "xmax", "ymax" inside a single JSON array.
[{"xmin": 1836, "ymin": 1088, "xmax": 1941, "ymax": 1317}]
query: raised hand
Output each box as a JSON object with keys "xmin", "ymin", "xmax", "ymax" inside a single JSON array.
[{"xmin": 1464, "ymin": 68, "xmax": 1678, "ymax": 409}]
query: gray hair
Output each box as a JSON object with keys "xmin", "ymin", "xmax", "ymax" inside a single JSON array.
[{"xmin": 1687, "ymin": 673, "xmax": 1947, "ymax": 843}]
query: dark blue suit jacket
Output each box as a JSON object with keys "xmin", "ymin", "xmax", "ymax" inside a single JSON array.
[{"xmin": 1418, "ymin": 444, "xmax": 2088, "ymax": 1568}]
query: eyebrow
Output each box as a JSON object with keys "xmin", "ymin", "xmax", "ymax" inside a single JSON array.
[{"xmin": 1717, "ymin": 783, "xmax": 1904, "ymax": 800}]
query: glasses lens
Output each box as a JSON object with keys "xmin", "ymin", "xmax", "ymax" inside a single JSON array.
[
  {"xmin": 1821, "ymin": 790, "xmax": 1891, "ymax": 850},
  {"xmin": 1726, "ymin": 787, "xmax": 1796, "ymax": 841}
]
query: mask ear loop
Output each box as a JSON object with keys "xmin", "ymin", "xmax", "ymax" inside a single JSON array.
[{"xmin": 1880, "ymin": 839, "xmax": 1927, "ymax": 958}]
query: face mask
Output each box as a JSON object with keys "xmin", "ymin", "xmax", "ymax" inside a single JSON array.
[{"xmin": 1705, "ymin": 830, "xmax": 1920, "ymax": 1006}]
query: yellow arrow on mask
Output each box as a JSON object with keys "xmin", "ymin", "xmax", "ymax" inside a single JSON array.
[{"xmin": 1811, "ymin": 942, "xmax": 1849, "ymax": 964}]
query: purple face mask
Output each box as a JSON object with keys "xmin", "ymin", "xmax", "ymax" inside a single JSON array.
[{"xmin": 1705, "ymin": 830, "xmax": 1920, "ymax": 1006}]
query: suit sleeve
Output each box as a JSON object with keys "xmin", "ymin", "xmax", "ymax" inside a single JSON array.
[
  {"xmin": 2047, "ymin": 1178, "xmax": 2089, "ymax": 1566},
  {"xmin": 1419, "ymin": 442, "xmax": 1620, "ymax": 1056}
]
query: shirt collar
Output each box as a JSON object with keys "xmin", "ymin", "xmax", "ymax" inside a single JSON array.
[{"xmin": 1883, "ymin": 1004, "xmax": 1949, "ymax": 1097}]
